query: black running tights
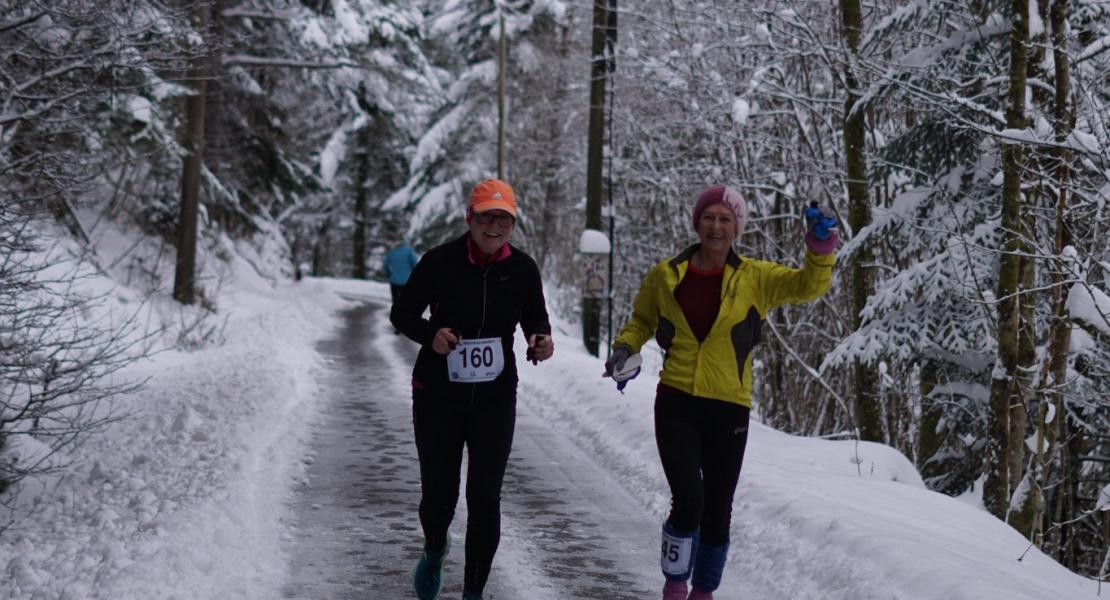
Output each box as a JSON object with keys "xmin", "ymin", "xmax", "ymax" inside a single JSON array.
[
  {"xmin": 654, "ymin": 389, "xmax": 751, "ymax": 546},
  {"xmin": 412, "ymin": 386, "xmax": 516, "ymax": 595}
]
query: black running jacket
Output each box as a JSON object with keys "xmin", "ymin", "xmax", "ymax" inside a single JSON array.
[{"xmin": 390, "ymin": 233, "xmax": 551, "ymax": 393}]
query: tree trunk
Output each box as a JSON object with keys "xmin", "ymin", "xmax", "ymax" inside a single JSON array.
[
  {"xmin": 840, "ymin": 0, "xmax": 881, "ymax": 442},
  {"xmin": 173, "ymin": 1, "xmax": 209, "ymax": 305},
  {"xmin": 1006, "ymin": 234, "xmax": 1036, "ymax": 531},
  {"xmin": 202, "ymin": 0, "xmax": 226, "ymax": 196},
  {"xmin": 984, "ymin": 0, "xmax": 1030, "ymax": 520},
  {"xmin": 537, "ymin": 23, "xmax": 571, "ymax": 272},
  {"xmin": 1016, "ymin": 0, "xmax": 1065, "ymax": 543},
  {"xmin": 1035, "ymin": 0, "xmax": 1074, "ymax": 553},
  {"xmin": 582, "ymin": 0, "xmax": 612, "ymax": 356},
  {"xmin": 1059, "ymin": 420, "xmax": 1084, "ymax": 568},
  {"xmin": 353, "ymin": 125, "xmax": 370, "ymax": 279},
  {"xmin": 312, "ymin": 218, "xmax": 332, "ymax": 278},
  {"xmin": 539, "ymin": 141, "xmax": 560, "ymax": 271},
  {"xmin": 917, "ymin": 359, "xmax": 943, "ymax": 485},
  {"xmin": 766, "ymin": 188, "xmax": 789, "ymax": 430}
]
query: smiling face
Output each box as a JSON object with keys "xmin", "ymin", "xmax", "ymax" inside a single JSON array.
[
  {"xmin": 696, "ymin": 203, "xmax": 737, "ymax": 253},
  {"xmin": 468, "ymin": 209, "xmax": 515, "ymax": 255}
]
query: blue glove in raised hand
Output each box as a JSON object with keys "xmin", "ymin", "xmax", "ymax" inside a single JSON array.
[{"xmin": 804, "ymin": 202, "xmax": 838, "ymax": 241}]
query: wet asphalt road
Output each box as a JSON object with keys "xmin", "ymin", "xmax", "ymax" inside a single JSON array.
[{"xmin": 281, "ymin": 302, "xmax": 658, "ymax": 600}]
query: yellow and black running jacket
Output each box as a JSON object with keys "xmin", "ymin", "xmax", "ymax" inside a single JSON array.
[{"xmin": 614, "ymin": 244, "xmax": 835, "ymax": 408}]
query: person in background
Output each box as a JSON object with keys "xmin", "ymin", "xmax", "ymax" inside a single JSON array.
[
  {"xmin": 603, "ymin": 185, "xmax": 838, "ymax": 600},
  {"xmin": 383, "ymin": 238, "xmax": 420, "ymax": 304},
  {"xmin": 390, "ymin": 178, "xmax": 555, "ymax": 600}
]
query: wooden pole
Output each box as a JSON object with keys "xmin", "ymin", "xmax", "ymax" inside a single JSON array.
[{"xmin": 497, "ymin": 9, "xmax": 506, "ymax": 180}]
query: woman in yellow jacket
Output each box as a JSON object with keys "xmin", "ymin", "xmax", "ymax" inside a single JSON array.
[{"xmin": 604, "ymin": 185, "xmax": 838, "ymax": 600}]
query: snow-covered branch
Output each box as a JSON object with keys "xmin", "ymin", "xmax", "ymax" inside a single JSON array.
[
  {"xmin": 0, "ymin": 10, "xmax": 47, "ymax": 34},
  {"xmin": 222, "ymin": 54, "xmax": 363, "ymax": 69},
  {"xmin": 222, "ymin": 8, "xmax": 293, "ymax": 21},
  {"xmin": 1077, "ymin": 33, "xmax": 1110, "ymax": 64}
]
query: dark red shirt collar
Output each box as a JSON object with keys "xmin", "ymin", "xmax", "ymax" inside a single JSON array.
[
  {"xmin": 687, "ymin": 262, "xmax": 724, "ymax": 276},
  {"xmin": 467, "ymin": 235, "xmax": 512, "ymax": 267}
]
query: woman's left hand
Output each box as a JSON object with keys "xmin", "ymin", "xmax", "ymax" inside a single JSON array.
[
  {"xmin": 526, "ymin": 334, "xmax": 554, "ymax": 363},
  {"xmin": 804, "ymin": 202, "xmax": 839, "ymax": 255}
]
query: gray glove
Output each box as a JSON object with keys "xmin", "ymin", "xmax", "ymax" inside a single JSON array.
[{"xmin": 604, "ymin": 345, "xmax": 631, "ymax": 377}]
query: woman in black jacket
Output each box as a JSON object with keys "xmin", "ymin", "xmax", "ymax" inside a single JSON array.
[{"xmin": 390, "ymin": 178, "xmax": 554, "ymax": 600}]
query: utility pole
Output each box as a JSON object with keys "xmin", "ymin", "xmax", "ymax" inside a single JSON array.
[
  {"xmin": 497, "ymin": 6, "xmax": 507, "ymax": 179},
  {"xmin": 583, "ymin": 0, "xmax": 614, "ymax": 356},
  {"xmin": 604, "ymin": 0, "xmax": 618, "ymax": 356},
  {"xmin": 173, "ymin": 0, "xmax": 209, "ymax": 305}
]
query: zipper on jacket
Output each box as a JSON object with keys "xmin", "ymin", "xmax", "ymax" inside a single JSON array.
[
  {"xmin": 469, "ymin": 265, "xmax": 492, "ymax": 406},
  {"xmin": 674, "ymin": 261, "xmax": 741, "ymax": 397}
]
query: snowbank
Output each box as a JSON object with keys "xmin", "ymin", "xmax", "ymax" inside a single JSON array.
[
  {"xmin": 517, "ymin": 328, "xmax": 1102, "ymax": 600},
  {"xmin": 0, "ymin": 264, "xmax": 387, "ymax": 600}
]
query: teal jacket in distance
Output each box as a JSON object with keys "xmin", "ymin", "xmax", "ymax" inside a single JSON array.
[{"xmin": 384, "ymin": 245, "xmax": 419, "ymax": 285}]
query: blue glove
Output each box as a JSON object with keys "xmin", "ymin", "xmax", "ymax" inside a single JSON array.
[{"xmin": 804, "ymin": 202, "xmax": 838, "ymax": 241}]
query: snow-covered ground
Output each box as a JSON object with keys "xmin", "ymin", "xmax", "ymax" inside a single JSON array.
[{"xmin": 0, "ymin": 264, "xmax": 1103, "ymax": 599}]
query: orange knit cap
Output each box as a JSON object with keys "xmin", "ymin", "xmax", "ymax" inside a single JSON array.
[{"xmin": 468, "ymin": 179, "xmax": 517, "ymax": 217}]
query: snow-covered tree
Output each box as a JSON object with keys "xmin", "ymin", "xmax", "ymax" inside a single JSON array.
[
  {"xmin": 381, "ymin": 1, "xmax": 578, "ymax": 254},
  {"xmin": 0, "ymin": 0, "xmax": 176, "ymax": 501}
]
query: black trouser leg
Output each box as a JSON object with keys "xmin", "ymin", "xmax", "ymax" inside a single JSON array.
[
  {"xmin": 413, "ymin": 389, "xmax": 465, "ymax": 554},
  {"xmin": 412, "ymin": 387, "xmax": 516, "ymax": 595},
  {"xmin": 462, "ymin": 393, "xmax": 516, "ymax": 593},
  {"xmin": 390, "ymin": 284, "xmax": 403, "ymax": 304},
  {"xmin": 655, "ymin": 391, "xmax": 750, "ymax": 545},
  {"xmin": 699, "ymin": 401, "xmax": 749, "ymax": 546},
  {"xmin": 655, "ymin": 394, "xmax": 704, "ymax": 534}
]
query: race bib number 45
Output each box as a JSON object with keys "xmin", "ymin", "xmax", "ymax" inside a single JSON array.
[{"xmin": 447, "ymin": 337, "xmax": 504, "ymax": 383}]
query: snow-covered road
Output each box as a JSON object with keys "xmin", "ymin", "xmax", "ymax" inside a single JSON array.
[
  {"xmin": 281, "ymin": 302, "xmax": 423, "ymax": 598},
  {"xmin": 3, "ymin": 276, "xmax": 1101, "ymax": 600},
  {"xmin": 281, "ymin": 301, "xmax": 671, "ymax": 599}
]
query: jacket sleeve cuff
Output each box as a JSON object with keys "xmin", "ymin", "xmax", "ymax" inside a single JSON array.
[{"xmin": 804, "ymin": 231, "xmax": 839, "ymax": 256}]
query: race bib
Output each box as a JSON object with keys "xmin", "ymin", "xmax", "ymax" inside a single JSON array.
[
  {"xmin": 446, "ymin": 337, "xmax": 504, "ymax": 383},
  {"xmin": 660, "ymin": 529, "xmax": 694, "ymax": 576}
]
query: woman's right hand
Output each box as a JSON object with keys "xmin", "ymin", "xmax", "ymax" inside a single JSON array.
[
  {"xmin": 432, "ymin": 328, "xmax": 460, "ymax": 355},
  {"xmin": 602, "ymin": 345, "xmax": 631, "ymax": 377}
]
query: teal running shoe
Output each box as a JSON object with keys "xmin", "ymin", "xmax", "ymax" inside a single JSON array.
[{"xmin": 412, "ymin": 538, "xmax": 450, "ymax": 600}]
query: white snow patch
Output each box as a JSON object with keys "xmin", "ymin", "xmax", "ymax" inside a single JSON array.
[
  {"xmin": 1098, "ymin": 484, "xmax": 1110, "ymax": 511},
  {"xmin": 731, "ymin": 98, "xmax": 750, "ymax": 126},
  {"xmin": 319, "ymin": 127, "xmax": 347, "ymax": 187},
  {"xmin": 126, "ymin": 95, "xmax": 154, "ymax": 124},
  {"xmin": 1066, "ymin": 282, "xmax": 1110, "ymax": 335},
  {"xmin": 579, "ymin": 229, "xmax": 611, "ymax": 254}
]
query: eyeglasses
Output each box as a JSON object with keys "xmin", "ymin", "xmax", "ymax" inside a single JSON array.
[{"xmin": 474, "ymin": 212, "xmax": 515, "ymax": 227}]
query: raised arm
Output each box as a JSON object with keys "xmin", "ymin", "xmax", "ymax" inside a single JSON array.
[
  {"xmin": 757, "ymin": 250, "xmax": 835, "ymax": 310},
  {"xmin": 759, "ymin": 204, "xmax": 838, "ymax": 309}
]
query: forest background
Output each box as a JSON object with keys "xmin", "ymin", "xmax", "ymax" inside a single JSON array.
[{"xmin": 2, "ymin": 0, "xmax": 1109, "ymax": 582}]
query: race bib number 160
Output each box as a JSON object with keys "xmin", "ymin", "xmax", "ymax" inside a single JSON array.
[{"xmin": 446, "ymin": 337, "xmax": 504, "ymax": 383}]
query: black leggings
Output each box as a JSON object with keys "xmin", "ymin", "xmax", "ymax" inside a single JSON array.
[
  {"xmin": 412, "ymin": 386, "xmax": 516, "ymax": 594},
  {"xmin": 654, "ymin": 389, "xmax": 750, "ymax": 546}
]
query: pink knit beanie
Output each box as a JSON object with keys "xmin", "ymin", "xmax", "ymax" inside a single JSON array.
[{"xmin": 692, "ymin": 185, "xmax": 747, "ymax": 234}]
